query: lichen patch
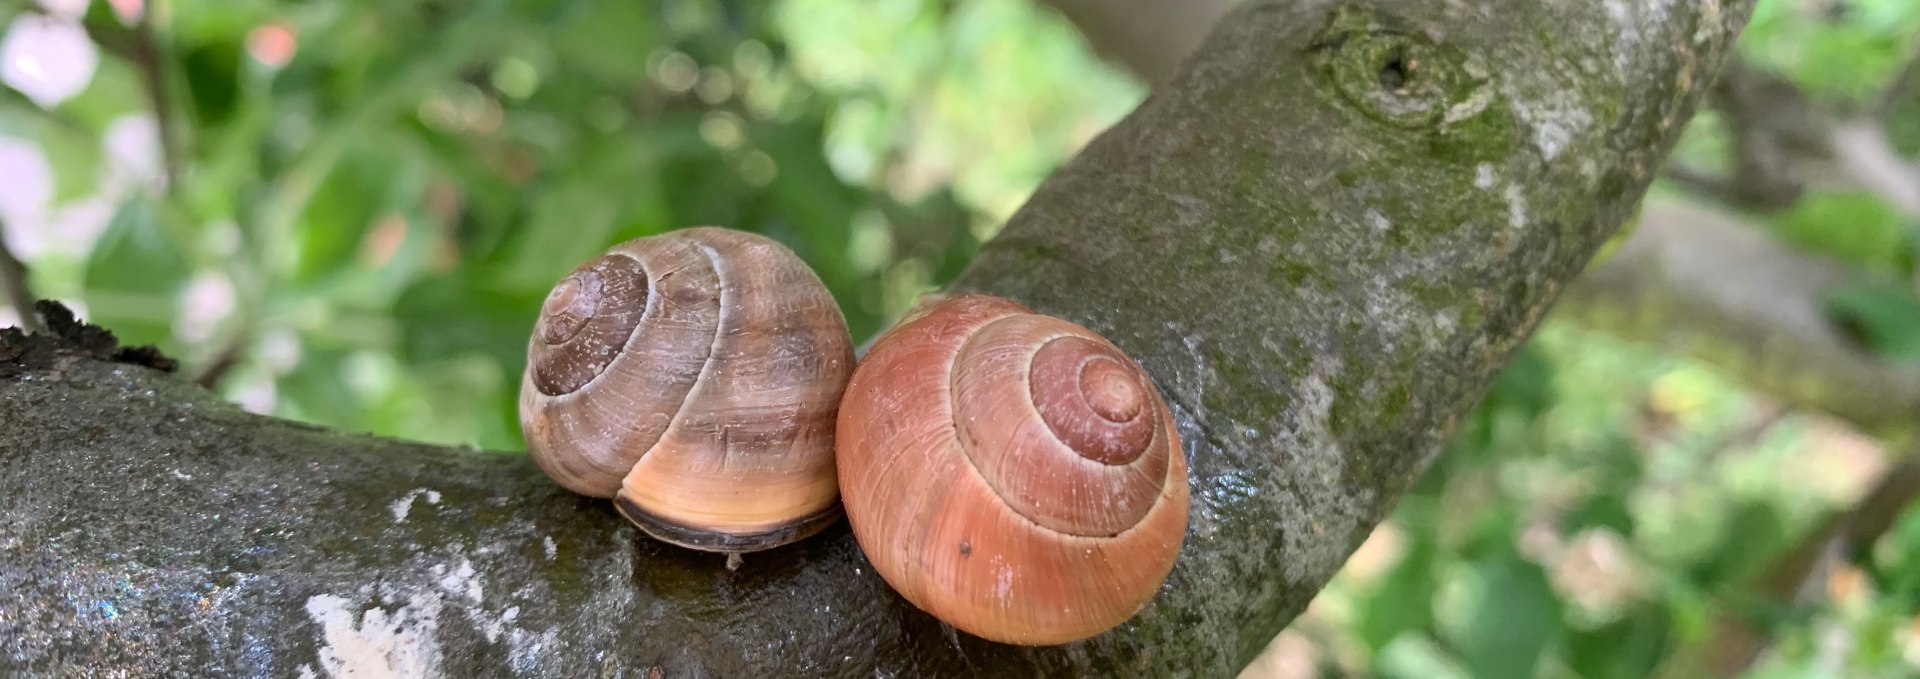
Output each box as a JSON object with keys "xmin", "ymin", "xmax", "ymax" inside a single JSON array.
[
  {"xmin": 389, "ymin": 489, "xmax": 443, "ymax": 522},
  {"xmin": 430, "ymin": 556, "xmax": 483, "ymax": 604},
  {"xmin": 303, "ymin": 593, "xmax": 443, "ymax": 679}
]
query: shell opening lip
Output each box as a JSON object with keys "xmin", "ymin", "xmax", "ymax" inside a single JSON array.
[{"xmin": 614, "ymin": 495, "xmax": 845, "ymax": 554}]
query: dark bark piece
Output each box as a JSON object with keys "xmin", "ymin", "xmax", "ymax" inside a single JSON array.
[
  {"xmin": 0, "ymin": 0, "xmax": 1752, "ymax": 675},
  {"xmin": 0, "ymin": 301, "xmax": 176, "ymax": 379}
]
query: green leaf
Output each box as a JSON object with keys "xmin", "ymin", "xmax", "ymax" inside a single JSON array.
[
  {"xmin": 1356, "ymin": 540, "xmax": 1441, "ymax": 651},
  {"xmin": 552, "ymin": 1, "xmax": 658, "ymax": 82},
  {"xmin": 1691, "ymin": 500, "xmax": 1790, "ymax": 587},
  {"xmin": 1824, "ymin": 281, "xmax": 1920, "ymax": 361},
  {"xmin": 1773, "ymin": 191, "xmax": 1909, "ymax": 275},
  {"xmin": 1437, "ymin": 555, "xmax": 1565, "ymax": 679},
  {"xmin": 1376, "ymin": 633, "xmax": 1472, "ymax": 679},
  {"xmin": 273, "ymin": 345, "xmax": 368, "ymax": 432},
  {"xmin": 1564, "ymin": 606, "xmax": 1672, "ymax": 679},
  {"xmin": 182, "ymin": 42, "xmax": 245, "ymax": 129},
  {"xmin": 81, "ymin": 199, "xmax": 192, "ymax": 349},
  {"xmin": 392, "ymin": 273, "xmax": 542, "ymax": 377}
]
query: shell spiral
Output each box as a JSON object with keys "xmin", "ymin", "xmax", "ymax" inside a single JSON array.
[
  {"xmin": 518, "ymin": 227, "xmax": 854, "ymax": 553},
  {"xmin": 836, "ymin": 294, "xmax": 1189, "ymax": 645}
]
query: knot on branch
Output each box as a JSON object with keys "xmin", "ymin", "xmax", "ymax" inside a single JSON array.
[
  {"xmin": 0, "ymin": 301, "xmax": 177, "ymax": 380},
  {"xmin": 1310, "ymin": 7, "xmax": 1488, "ymax": 131}
]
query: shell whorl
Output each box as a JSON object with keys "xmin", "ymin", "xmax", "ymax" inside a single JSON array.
[
  {"xmin": 519, "ymin": 227, "xmax": 853, "ymax": 552},
  {"xmin": 949, "ymin": 311, "xmax": 1173, "ymax": 538},
  {"xmin": 836, "ymin": 294, "xmax": 1189, "ymax": 645}
]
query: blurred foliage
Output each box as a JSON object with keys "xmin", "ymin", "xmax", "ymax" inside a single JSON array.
[
  {"xmin": 4, "ymin": 0, "xmax": 1920, "ymax": 677},
  {"xmin": 0, "ymin": 0, "xmax": 1135, "ymax": 448}
]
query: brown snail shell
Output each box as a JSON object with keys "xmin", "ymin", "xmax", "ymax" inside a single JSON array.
[
  {"xmin": 835, "ymin": 294, "xmax": 1189, "ymax": 645},
  {"xmin": 518, "ymin": 227, "xmax": 854, "ymax": 554}
]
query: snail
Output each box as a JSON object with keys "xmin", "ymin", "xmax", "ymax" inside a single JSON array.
[
  {"xmin": 518, "ymin": 227, "xmax": 854, "ymax": 564},
  {"xmin": 835, "ymin": 294, "xmax": 1190, "ymax": 645}
]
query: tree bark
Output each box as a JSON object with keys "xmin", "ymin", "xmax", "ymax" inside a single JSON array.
[{"xmin": 0, "ymin": 0, "xmax": 1751, "ymax": 676}]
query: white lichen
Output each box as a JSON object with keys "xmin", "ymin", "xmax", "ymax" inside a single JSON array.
[
  {"xmin": 389, "ymin": 489, "xmax": 443, "ymax": 522},
  {"xmin": 1505, "ymin": 83, "xmax": 1592, "ymax": 163},
  {"xmin": 303, "ymin": 593, "xmax": 443, "ymax": 679},
  {"xmin": 430, "ymin": 557, "xmax": 483, "ymax": 604},
  {"xmin": 1443, "ymin": 85, "xmax": 1496, "ymax": 124},
  {"xmin": 1605, "ymin": 0, "xmax": 1674, "ymax": 71},
  {"xmin": 1505, "ymin": 185, "xmax": 1530, "ymax": 229},
  {"xmin": 1365, "ymin": 209, "xmax": 1392, "ymax": 233}
]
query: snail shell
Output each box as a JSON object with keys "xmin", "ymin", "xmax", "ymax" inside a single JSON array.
[
  {"xmin": 519, "ymin": 227, "xmax": 854, "ymax": 553},
  {"xmin": 836, "ymin": 294, "xmax": 1189, "ymax": 645}
]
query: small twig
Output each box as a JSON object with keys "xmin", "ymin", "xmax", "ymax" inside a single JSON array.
[
  {"xmin": 1660, "ymin": 457, "xmax": 1920, "ymax": 679},
  {"xmin": 0, "ymin": 216, "xmax": 47, "ymax": 334},
  {"xmin": 130, "ymin": 12, "xmax": 183, "ymax": 191},
  {"xmin": 1660, "ymin": 164, "xmax": 1746, "ymax": 204},
  {"xmin": 77, "ymin": 3, "xmax": 184, "ymax": 192},
  {"xmin": 191, "ymin": 327, "xmax": 250, "ymax": 389}
]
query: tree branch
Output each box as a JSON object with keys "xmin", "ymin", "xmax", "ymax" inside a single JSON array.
[
  {"xmin": 1670, "ymin": 59, "xmax": 1830, "ymax": 211},
  {"xmin": 1559, "ymin": 198, "xmax": 1920, "ymax": 436},
  {"xmin": 1656, "ymin": 457, "xmax": 1920, "ymax": 678},
  {"xmin": 130, "ymin": 13, "xmax": 184, "ymax": 192},
  {"xmin": 0, "ymin": 0, "xmax": 1752, "ymax": 675},
  {"xmin": 1034, "ymin": 0, "xmax": 1232, "ymax": 86},
  {"xmin": 1562, "ymin": 198, "xmax": 1920, "ymax": 676}
]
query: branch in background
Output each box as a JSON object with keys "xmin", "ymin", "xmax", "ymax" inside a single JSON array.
[
  {"xmin": 76, "ymin": 4, "xmax": 185, "ymax": 191},
  {"xmin": 1034, "ymin": 0, "xmax": 1232, "ymax": 87},
  {"xmin": 1657, "ymin": 459, "xmax": 1920, "ymax": 679},
  {"xmin": 191, "ymin": 328, "xmax": 247, "ymax": 389},
  {"xmin": 1829, "ymin": 121, "xmax": 1920, "ymax": 216},
  {"xmin": 0, "ymin": 217, "xmax": 46, "ymax": 335},
  {"xmin": 1679, "ymin": 59, "xmax": 1831, "ymax": 211},
  {"xmin": 1559, "ymin": 198, "xmax": 1920, "ymax": 436},
  {"xmin": 1685, "ymin": 57, "xmax": 1920, "ymax": 227},
  {"xmin": 129, "ymin": 12, "xmax": 183, "ymax": 191},
  {"xmin": 1660, "ymin": 163, "xmax": 1759, "ymax": 206},
  {"xmin": 1560, "ymin": 199, "xmax": 1920, "ymax": 677}
]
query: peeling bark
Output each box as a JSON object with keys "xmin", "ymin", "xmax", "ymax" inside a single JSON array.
[{"xmin": 0, "ymin": 0, "xmax": 1752, "ymax": 675}]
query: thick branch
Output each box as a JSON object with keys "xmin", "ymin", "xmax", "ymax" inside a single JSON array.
[
  {"xmin": 0, "ymin": 0, "xmax": 1751, "ymax": 675},
  {"xmin": 1558, "ymin": 198, "xmax": 1920, "ymax": 436}
]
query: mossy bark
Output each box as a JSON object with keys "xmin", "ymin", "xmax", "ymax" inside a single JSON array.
[{"xmin": 0, "ymin": 0, "xmax": 1751, "ymax": 676}]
